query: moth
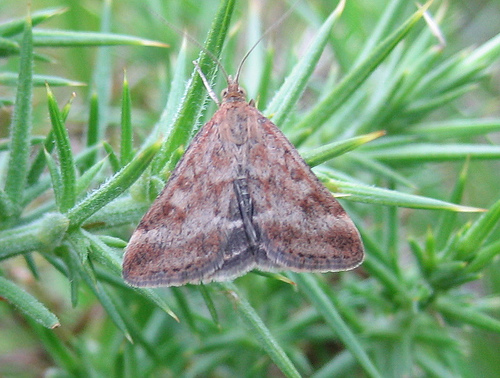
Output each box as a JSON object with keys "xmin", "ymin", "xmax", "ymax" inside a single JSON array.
[{"xmin": 122, "ymin": 71, "xmax": 364, "ymax": 287}]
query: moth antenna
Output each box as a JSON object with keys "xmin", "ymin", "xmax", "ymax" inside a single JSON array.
[
  {"xmin": 194, "ymin": 60, "xmax": 221, "ymax": 106},
  {"xmin": 148, "ymin": 9, "xmax": 229, "ymax": 82},
  {"xmin": 235, "ymin": 0, "xmax": 300, "ymax": 83}
]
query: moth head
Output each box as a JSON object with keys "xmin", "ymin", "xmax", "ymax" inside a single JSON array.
[{"xmin": 221, "ymin": 76, "xmax": 246, "ymax": 102}]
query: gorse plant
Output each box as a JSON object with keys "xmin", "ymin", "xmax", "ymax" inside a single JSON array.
[{"xmin": 1, "ymin": 0, "xmax": 500, "ymax": 376}]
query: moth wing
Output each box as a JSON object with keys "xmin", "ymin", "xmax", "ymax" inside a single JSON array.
[
  {"xmin": 247, "ymin": 111, "xmax": 364, "ymax": 272},
  {"xmin": 123, "ymin": 111, "xmax": 255, "ymax": 287}
]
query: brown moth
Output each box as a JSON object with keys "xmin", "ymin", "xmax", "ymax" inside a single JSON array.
[{"xmin": 122, "ymin": 74, "xmax": 364, "ymax": 287}]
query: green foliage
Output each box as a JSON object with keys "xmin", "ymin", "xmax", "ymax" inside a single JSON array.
[{"xmin": 0, "ymin": 0, "xmax": 499, "ymax": 376}]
